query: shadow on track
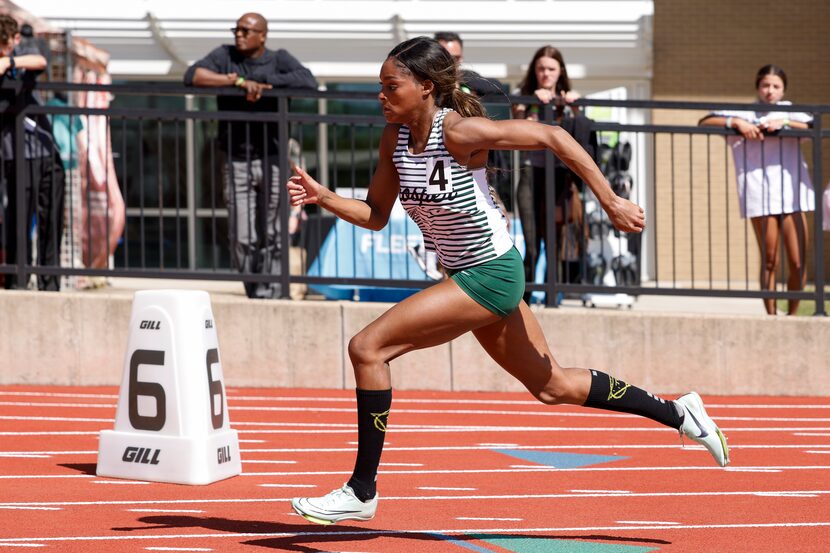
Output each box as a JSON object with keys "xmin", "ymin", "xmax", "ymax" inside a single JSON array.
[{"xmin": 112, "ymin": 515, "xmax": 671, "ymax": 553}]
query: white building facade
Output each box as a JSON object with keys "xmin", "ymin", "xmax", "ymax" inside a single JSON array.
[{"xmin": 17, "ymin": 0, "xmax": 653, "ymax": 98}]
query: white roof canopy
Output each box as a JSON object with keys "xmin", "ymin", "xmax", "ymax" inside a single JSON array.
[{"xmin": 15, "ymin": 0, "xmax": 653, "ymax": 88}]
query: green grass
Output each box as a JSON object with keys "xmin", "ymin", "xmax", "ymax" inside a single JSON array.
[{"xmin": 776, "ymin": 286, "xmax": 830, "ymax": 316}]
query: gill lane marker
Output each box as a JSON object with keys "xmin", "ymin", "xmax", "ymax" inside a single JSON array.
[{"xmin": 96, "ymin": 290, "xmax": 241, "ymax": 486}]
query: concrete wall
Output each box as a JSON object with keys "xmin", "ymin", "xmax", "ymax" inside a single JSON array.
[{"xmin": 1, "ymin": 290, "xmax": 827, "ymax": 396}]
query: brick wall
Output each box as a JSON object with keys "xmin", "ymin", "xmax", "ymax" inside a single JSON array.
[{"xmin": 652, "ymin": 0, "xmax": 830, "ymax": 286}]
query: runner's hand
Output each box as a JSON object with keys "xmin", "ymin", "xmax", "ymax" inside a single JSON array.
[
  {"xmin": 287, "ymin": 165, "xmax": 326, "ymax": 207},
  {"xmin": 606, "ymin": 195, "xmax": 645, "ymax": 233}
]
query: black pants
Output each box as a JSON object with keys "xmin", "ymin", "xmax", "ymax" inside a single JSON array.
[
  {"xmin": 516, "ymin": 165, "xmax": 582, "ymax": 303},
  {"xmin": 222, "ymin": 154, "xmax": 282, "ymax": 299},
  {"xmin": 1, "ymin": 153, "xmax": 66, "ymax": 291}
]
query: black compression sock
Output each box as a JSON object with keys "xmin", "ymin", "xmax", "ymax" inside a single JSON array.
[
  {"xmin": 583, "ymin": 370, "xmax": 683, "ymax": 429},
  {"xmin": 347, "ymin": 388, "xmax": 392, "ymax": 502}
]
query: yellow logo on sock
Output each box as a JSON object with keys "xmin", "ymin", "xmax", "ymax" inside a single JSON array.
[
  {"xmin": 607, "ymin": 375, "xmax": 630, "ymax": 401},
  {"xmin": 371, "ymin": 409, "xmax": 390, "ymax": 432}
]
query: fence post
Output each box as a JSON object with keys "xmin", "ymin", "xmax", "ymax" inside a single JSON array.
[
  {"xmin": 13, "ymin": 111, "xmax": 27, "ymax": 288},
  {"xmin": 811, "ymin": 111, "xmax": 826, "ymax": 316},
  {"xmin": 278, "ymin": 95, "xmax": 291, "ymax": 299},
  {"xmin": 185, "ymin": 94, "xmax": 197, "ymax": 270},
  {"xmin": 542, "ymin": 103, "xmax": 559, "ymax": 308}
]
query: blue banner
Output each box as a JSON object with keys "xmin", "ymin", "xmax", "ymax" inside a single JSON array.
[{"xmin": 308, "ymin": 212, "xmax": 536, "ymax": 303}]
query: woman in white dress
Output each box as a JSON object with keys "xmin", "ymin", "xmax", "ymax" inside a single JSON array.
[{"xmin": 700, "ymin": 64, "xmax": 814, "ymax": 315}]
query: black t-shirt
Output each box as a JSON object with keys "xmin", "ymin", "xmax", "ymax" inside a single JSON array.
[
  {"xmin": 0, "ymin": 44, "xmax": 43, "ymax": 116},
  {"xmin": 0, "ymin": 44, "xmax": 50, "ymax": 160},
  {"xmin": 459, "ymin": 69, "xmax": 506, "ymax": 99},
  {"xmin": 183, "ymin": 45, "xmax": 317, "ymax": 158}
]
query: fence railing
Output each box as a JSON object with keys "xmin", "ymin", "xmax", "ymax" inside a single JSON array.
[{"xmin": 0, "ymin": 82, "xmax": 827, "ymax": 314}]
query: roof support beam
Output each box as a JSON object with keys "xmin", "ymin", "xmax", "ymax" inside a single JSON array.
[{"xmin": 145, "ymin": 11, "xmax": 187, "ymax": 74}]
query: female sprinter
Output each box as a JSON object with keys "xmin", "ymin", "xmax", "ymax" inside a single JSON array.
[{"xmin": 287, "ymin": 37, "xmax": 729, "ymax": 525}]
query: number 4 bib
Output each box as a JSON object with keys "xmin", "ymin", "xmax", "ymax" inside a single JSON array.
[{"xmin": 425, "ymin": 156, "xmax": 454, "ymax": 194}]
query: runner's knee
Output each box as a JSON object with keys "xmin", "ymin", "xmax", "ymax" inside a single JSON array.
[
  {"xmin": 348, "ymin": 332, "xmax": 382, "ymax": 368},
  {"xmin": 534, "ymin": 384, "xmax": 570, "ymax": 405},
  {"xmin": 531, "ymin": 367, "xmax": 583, "ymax": 406}
]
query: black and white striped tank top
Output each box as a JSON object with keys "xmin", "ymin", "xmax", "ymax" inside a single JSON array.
[{"xmin": 393, "ymin": 108, "xmax": 513, "ymax": 270}]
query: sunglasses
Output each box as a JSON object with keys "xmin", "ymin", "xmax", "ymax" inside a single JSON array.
[{"xmin": 230, "ymin": 26, "xmax": 263, "ymax": 36}]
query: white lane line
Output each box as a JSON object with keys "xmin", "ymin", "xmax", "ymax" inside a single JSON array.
[
  {"xmin": 233, "ymin": 404, "xmax": 830, "ymax": 422},
  {"xmin": 129, "ymin": 509, "xmax": 205, "ymax": 514},
  {"xmin": 0, "ymin": 544, "xmax": 46, "ymax": 548},
  {"xmin": 4, "ymin": 414, "xmax": 830, "ymax": 432},
  {"xmin": 243, "ymin": 466, "xmax": 830, "ymax": 476},
  {"xmin": 0, "ymin": 522, "xmax": 829, "ymax": 545},
  {"xmin": 4, "ymin": 465, "xmax": 830, "ymax": 480},
  {"xmin": 144, "ymin": 547, "xmax": 213, "ymax": 551},
  {"xmin": 0, "ymin": 432, "xmax": 99, "ymax": 436},
  {"xmin": 805, "ymin": 450, "xmax": 830, "ymax": 454},
  {"xmin": 3, "ymin": 489, "xmax": 829, "ymax": 508},
  {"xmin": 457, "ymin": 517, "xmax": 523, "ymax": 522},
  {"xmin": 0, "ymin": 391, "xmax": 118, "ymax": 399},
  {"xmin": 220, "ymin": 422, "xmax": 357, "ymax": 428},
  {"xmin": 0, "ymin": 475, "xmax": 94, "ymax": 480},
  {"xmin": 241, "ymin": 460, "xmax": 297, "ymax": 464},
  {"xmin": 235, "ymin": 443, "xmax": 830, "ymax": 452},
  {"xmin": 234, "ymin": 424, "xmax": 830, "ymax": 432},
  {"xmin": 223, "ymin": 395, "xmax": 830, "ymax": 409},
  {"xmin": 149, "ymin": 426, "xmax": 830, "ymax": 434},
  {"xmin": 233, "ymin": 425, "xmax": 830, "ymax": 433},
  {"xmin": 0, "ymin": 454, "xmax": 51, "ymax": 459},
  {"xmin": 2, "ymin": 443, "xmax": 828, "ymax": 455},
  {"xmin": 0, "ymin": 416, "xmax": 112, "ymax": 423},
  {"xmin": 0, "ymin": 402, "xmax": 114, "ymax": 409},
  {"xmin": 0, "ymin": 451, "xmax": 97, "ymax": 455},
  {"xmin": 571, "ymin": 489, "xmax": 630, "ymax": 494},
  {"xmin": 4, "ymin": 391, "xmax": 829, "ymax": 410},
  {"xmin": 753, "ymin": 492, "xmax": 818, "ymax": 497},
  {"xmin": 0, "ymin": 506, "xmax": 61, "ymax": 511},
  {"xmin": 259, "ymin": 484, "xmax": 317, "ymax": 488},
  {"xmin": 616, "ymin": 520, "xmax": 679, "ymax": 525},
  {"xmin": 419, "ymin": 487, "xmax": 477, "ymax": 491},
  {"xmin": 92, "ymin": 480, "xmax": 151, "ymax": 485},
  {"xmin": 724, "ymin": 468, "xmax": 783, "ymax": 473},
  {"xmin": 6, "ymin": 399, "xmax": 805, "ymax": 422}
]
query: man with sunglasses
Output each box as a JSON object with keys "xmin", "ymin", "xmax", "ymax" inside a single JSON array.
[{"xmin": 184, "ymin": 12, "xmax": 316, "ymax": 299}]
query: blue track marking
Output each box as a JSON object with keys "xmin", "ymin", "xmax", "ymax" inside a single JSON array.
[
  {"xmin": 494, "ymin": 449, "xmax": 627, "ymax": 469},
  {"xmin": 429, "ymin": 533, "xmax": 502, "ymax": 553},
  {"xmin": 470, "ymin": 534, "xmax": 661, "ymax": 553}
]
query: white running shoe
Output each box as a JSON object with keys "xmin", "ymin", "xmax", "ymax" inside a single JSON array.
[
  {"xmin": 291, "ymin": 484, "xmax": 378, "ymax": 525},
  {"xmin": 676, "ymin": 392, "xmax": 729, "ymax": 467}
]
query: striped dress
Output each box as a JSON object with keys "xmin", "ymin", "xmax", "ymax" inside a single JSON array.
[{"xmin": 393, "ymin": 108, "xmax": 513, "ymax": 270}]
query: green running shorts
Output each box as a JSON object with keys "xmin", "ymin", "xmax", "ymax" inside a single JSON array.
[{"xmin": 448, "ymin": 247, "xmax": 525, "ymax": 317}]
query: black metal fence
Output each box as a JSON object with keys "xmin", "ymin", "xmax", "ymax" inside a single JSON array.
[{"xmin": 0, "ymin": 82, "xmax": 827, "ymax": 314}]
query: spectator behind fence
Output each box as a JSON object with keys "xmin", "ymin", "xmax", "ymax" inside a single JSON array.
[
  {"xmin": 433, "ymin": 31, "xmax": 511, "ymax": 230},
  {"xmin": 699, "ymin": 64, "xmax": 814, "ymax": 315},
  {"xmin": 0, "ymin": 14, "xmax": 65, "ymax": 291},
  {"xmin": 183, "ymin": 12, "xmax": 317, "ymax": 299},
  {"xmin": 512, "ymin": 46, "xmax": 590, "ymax": 301},
  {"xmin": 433, "ymin": 31, "xmax": 503, "ymax": 98}
]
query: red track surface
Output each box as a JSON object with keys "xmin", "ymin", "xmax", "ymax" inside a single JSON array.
[{"xmin": 1, "ymin": 386, "xmax": 830, "ymax": 552}]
